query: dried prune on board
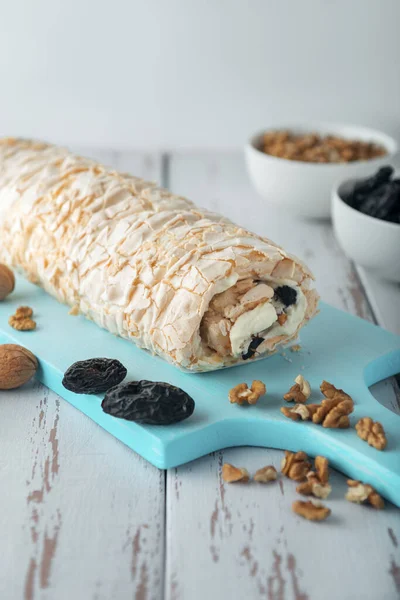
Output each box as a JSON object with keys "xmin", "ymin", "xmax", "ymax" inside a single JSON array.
[
  {"xmin": 62, "ymin": 358, "xmax": 127, "ymax": 394},
  {"xmin": 101, "ymin": 380, "xmax": 195, "ymax": 425},
  {"xmin": 274, "ymin": 286, "xmax": 297, "ymax": 307}
]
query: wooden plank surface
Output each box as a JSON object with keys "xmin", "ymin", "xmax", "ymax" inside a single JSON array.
[
  {"xmin": 165, "ymin": 152, "xmax": 400, "ymax": 600},
  {"xmin": 0, "ymin": 150, "xmax": 166, "ymax": 600},
  {"xmin": 357, "ymin": 268, "xmax": 400, "ymax": 336},
  {"xmin": 1, "ymin": 149, "xmax": 399, "ymax": 600}
]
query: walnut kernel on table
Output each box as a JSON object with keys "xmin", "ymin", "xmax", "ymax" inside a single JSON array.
[
  {"xmin": 283, "ymin": 374, "xmax": 311, "ymax": 403},
  {"xmin": 296, "ymin": 455, "xmax": 331, "ymax": 499},
  {"xmin": 356, "ymin": 417, "xmax": 387, "ymax": 450},
  {"xmin": 281, "ymin": 450, "xmax": 311, "ymax": 482},
  {"xmin": 0, "ymin": 344, "xmax": 38, "ymax": 389},
  {"xmin": 296, "ymin": 476, "xmax": 325, "ymax": 499},
  {"xmin": 254, "ymin": 465, "xmax": 278, "ymax": 483},
  {"xmin": 292, "ymin": 499, "xmax": 331, "ymax": 521},
  {"xmin": 315, "ymin": 456, "xmax": 329, "ymax": 484},
  {"xmin": 222, "ymin": 463, "xmax": 250, "ymax": 483},
  {"xmin": 312, "ymin": 381, "xmax": 354, "ymax": 428},
  {"xmin": 0, "ymin": 264, "xmax": 15, "ymax": 300},
  {"xmin": 229, "ymin": 380, "xmax": 266, "ymax": 405},
  {"xmin": 345, "ymin": 480, "xmax": 384, "ymax": 509},
  {"xmin": 296, "ymin": 472, "xmax": 332, "ymax": 499}
]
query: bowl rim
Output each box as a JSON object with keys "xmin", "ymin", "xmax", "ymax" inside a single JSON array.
[
  {"xmin": 247, "ymin": 122, "xmax": 399, "ymax": 168},
  {"xmin": 332, "ymin": 173, "xmax": 400, "ymax": 232}
]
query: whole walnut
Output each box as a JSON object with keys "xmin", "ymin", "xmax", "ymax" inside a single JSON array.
[
  {"xmin": 0, "ymin": 264, "xmax": 15, "ymax": 301},
  {"xmin": 0, "ymin": 344, "xmax": 38, "ymax": 389}
]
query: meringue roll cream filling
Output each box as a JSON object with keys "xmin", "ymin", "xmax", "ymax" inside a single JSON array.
[{"xmin": 200, "ymin": 278, "xmax": 306, "ymax": 361}]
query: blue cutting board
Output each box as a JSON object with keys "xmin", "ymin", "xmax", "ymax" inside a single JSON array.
[{"xmin": 1, "ymin": 276, "xmax": 400, "ymax": 506}]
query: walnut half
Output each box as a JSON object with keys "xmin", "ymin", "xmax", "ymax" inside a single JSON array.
[
  {"xmin": 229, "ymin": 380, "xmax": 266, "ymax": 405},
  {"xmin": 281, "ymin": 451, "xmax": 311, "ymax": 481},
  {"xmin": 292, "ymin": 499, "xmax": 331, "ymax": 521},
  {"xmin": 9, "ymin": 306, "xmax": 36, "ymax": 331},
  {"xmin": 345, "ymin": 480, "xmax": 384, "ymax": 509},
  {"xmin": 222, "ymin": 463, "xmax": 250, "ymax": 483},
  {"xmin": 254, "ymin": 465, "xmax": 278, "ymax": 483},
  {"xmin": 355, "ymin": 417, "xmax": 387, "ymax": 450},
  {"xmin": 296, "ymin": 456, "xmax": 331, "ymax": 499},
  {"xmin": 315, "ymin": 456, "xmax": 329, "ymax": 484},
  {"xmin": 283, "ymin": 374, "xmax": 311, "ymax": 403},
  {"xmin": 281, "ymin": 403, "xmax": 316, "ymax": 421},
  {"xmin": 297, "ymin": 472, "xmax": 332, "ymax": 499},
  {"xmin": 312, "ymin": 381, "xmax": 354, "ymax": 428}
]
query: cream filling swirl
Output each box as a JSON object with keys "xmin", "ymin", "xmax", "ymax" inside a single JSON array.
[{"xmin": 229, "ymin": 286, "xmax": 306, "ymax": 357}]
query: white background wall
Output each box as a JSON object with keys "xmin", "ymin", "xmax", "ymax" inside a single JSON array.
[{"xmin": 0, "ymin": 0, "xmax": 399, "ymax": 150}]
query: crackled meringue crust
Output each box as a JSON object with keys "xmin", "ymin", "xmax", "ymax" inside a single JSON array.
[{"xmin": 0, "ymin": 138, "xmax": 319, "ymax": 371}]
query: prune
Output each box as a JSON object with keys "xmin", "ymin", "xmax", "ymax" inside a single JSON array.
[
  {"xmin": 101, "ymin": 380, "xmax": 195, "ymax": 425},
  {"xmin": 376, "ymin": 182, "xmax": 400, "ymax": 220},
  {"xmin": 358, "ymin": 182, "xmax": 391, "ymax": 217},
  {"xmin": 360, "ymin": 182, "xmax": 399, "ymax": 219},
  {"xmin": 242, "ymin": 336, "xmax": 264, "ymax": 360},
  {"xmin": 274, "ymin": 286, "xmax": 297, "ymax": 307},
  {"xmin": 62, "ymin": 358, "xmax": 127, "ymax": 394},
  {"xmin": 350, "ymin": 166, "xmax": 394, "ymax": 208},
  {"xmin": 343, "ymin": 165, "xmax": 400, "ymax": 224}
]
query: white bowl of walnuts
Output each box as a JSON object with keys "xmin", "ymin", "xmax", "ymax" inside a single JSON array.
[{"xmin": 245, "ymin": 123, "xmax": 398, "ymax": 218}]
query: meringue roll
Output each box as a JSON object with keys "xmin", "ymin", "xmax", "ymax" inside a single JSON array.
[{"xmin": 0, "ymin": 139, "xmax": 318, "ymax": 372}]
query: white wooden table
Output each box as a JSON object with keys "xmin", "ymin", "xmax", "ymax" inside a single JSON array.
[{"xmin": 1, "ymin": 150, "xmax": 399, "ymax": 600}]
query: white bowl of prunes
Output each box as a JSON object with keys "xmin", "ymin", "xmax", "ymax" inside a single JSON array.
[{"xmin": 332, "ymin": 166, "xmax": 400, "ymax": 282}]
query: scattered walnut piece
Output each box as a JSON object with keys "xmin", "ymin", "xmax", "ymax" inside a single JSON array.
[
  {"xmin": 281, "ymin": 404, "xmax": 310, "ymax": 421},
  {"xmin": 320, "ymin": 380, "xmax": 352, "ymax": 403},
  {"xmin": 313, "ymin": 399, "xmax": 352, "ymax": 428},
  {"xmin": 292, "ymin": 499, "xmax": 331, "ymax": 521},
  {"xmin": 281, "ymin": 406, "xmax": 300, "ymax": 421},
  {"xmin": 0, "ymin": 264, "xmax": 15, "ymax": 300},
  {"xmin": 229, "ymin": 380, "xmax": 266, "ymax": 405},
  {"xmin": 254, "ymin": 465, "xmax": 278, "ymax": 483},
  {"xmin": 356, "ymin": 417, "xmax": 387, "ymax": 450},
  {"xmin": 69, "ymin": 305, "xmax": 80, "ymax": 316},
  {"xmin": 312, "ymin": 381, "xmax": 353, "ymax": 428},
  {"xmin": 222, "ymin": 463, "xmax": 250, "ymax": 483},
  {"xmin": 290, "ymin": 344, "xmax": 301, "ymax": 353},
  {"xmin": 9, "ymin": 315, "xmax": 36, "ymax": 331},
  {"xmin": 306, "ymin": 404, "xmax": 320, "ymax": 418},
  {"xmin": 15, "ymin": 306, "xmax": 33, "ymax": 319},
  {"xmin": 9, "ymin": 306, "xmax": 36, "ymax": 331},
  {"xmin": 296, "ymin": 455, "xmax": 331, "ymax": 499},
  {"xmin": 284, "ymin": 375, "xmax": 311, "ymax": 403},
  {"xmin": 315, "ymin": 456, "xmax": 329, "ymax": 484},
  {"xmin": 281, "ymin": 450, "xmax": 311, "ymax": 481},
  {"xmin": 345, "ymin": 480, "xmax": 384, "ymax": 509},
  {"xmin": 296, "ymin": 472, "xmax": 332, "ymax": 499}
]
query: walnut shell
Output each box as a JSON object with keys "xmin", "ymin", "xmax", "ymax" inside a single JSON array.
[
  {"xmin": 0, "ymin": 344, "xmax": 38, "ymax": 389},
  {"xmin": 0, "ymin": 264, "xmax": 15, "ymax": 300}
]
